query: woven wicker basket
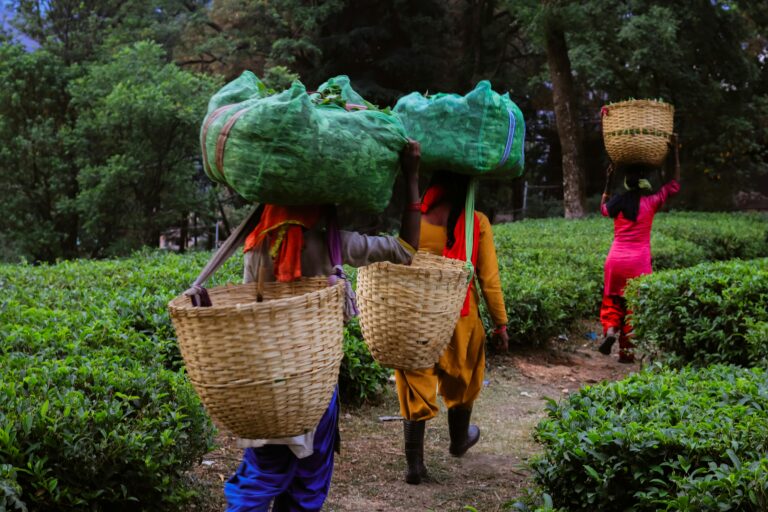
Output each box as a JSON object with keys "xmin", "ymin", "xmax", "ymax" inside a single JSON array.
[
  {"xmin": 168, "ymin": 278, "xmax": 344, "ymax": 439},
  {"xmin": 356, "ymin": 252, "xmax": 471, "ymax": 371},
  {"xmin": 602, "ymin": 99, "xmax": 674, "ymax": 166}
]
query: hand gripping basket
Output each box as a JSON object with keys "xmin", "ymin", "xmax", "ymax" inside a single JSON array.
[
  {"xmin": 601, "ymin": 99, "xmax": 674, "ymax": 166},
  {"xmin": 356, "ymin": 252, "xmax": 471, "ymax": 371},
  {"xmin": 169, "ymin": 278, "xmax": 344, "ymax": 439}
]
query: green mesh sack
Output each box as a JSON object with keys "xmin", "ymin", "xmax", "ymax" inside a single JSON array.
[
  {"xmin": 200, "ymin": 72, "xmax": 408, "ymax": 212},
  {"xmin": 394, "ymin": 81, "xmax": 525, "ymax": 177}
]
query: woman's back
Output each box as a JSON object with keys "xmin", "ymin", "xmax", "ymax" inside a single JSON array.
[{"xmin": 603, "ymin": 180, "xmax": 680, "ymax": 249}]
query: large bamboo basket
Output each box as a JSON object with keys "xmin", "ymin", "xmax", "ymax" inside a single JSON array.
[
  {"xmin": 356, "ymin": 252, "xmax": 471, "ymax": 371},
  {"xmin": 602, "ymin": 99, "xmax": 674, "ymax": 166},
  {"xmin": 168, "ymin": 278, "xmax": 344, "ymax": 439}
]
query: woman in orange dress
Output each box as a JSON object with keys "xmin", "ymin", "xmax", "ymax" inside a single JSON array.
[{"xmin": 394, "ymin": 171, "xmax": 509, "ymax": 485}]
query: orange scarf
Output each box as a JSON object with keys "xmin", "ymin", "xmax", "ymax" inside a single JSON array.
[
  {"xmin": 421, "ymin": 185, "xmax": 479, "ymax": 316},
  {"xmin": 243, "ymin": 205, "xmax": 322, "ymax": 282}
]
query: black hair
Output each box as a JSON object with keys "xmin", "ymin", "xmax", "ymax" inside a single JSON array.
[
  {"xmin": 427, "ymin": 171, "xmax": 470, "ymax": 249},
  {"xmin": 606, "ymin": 163, "xmax": 654, "ymax": 222}
]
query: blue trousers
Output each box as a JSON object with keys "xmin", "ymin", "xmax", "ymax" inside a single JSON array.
[{"xmin": 225, "ymin": 390, "xmax": 340, "ymax": 512}]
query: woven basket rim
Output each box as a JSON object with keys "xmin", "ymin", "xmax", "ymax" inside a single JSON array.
[
  {"xmin": 361, "ymin": 258, "xmax": 468, "ymax": 276},
  {"xmin": 168, "ymin": 278, "xmax": 342, "ymax": 314},
  {"xmin": 604, "ymin": 99, "xmax": 674, "ymax": 111}
]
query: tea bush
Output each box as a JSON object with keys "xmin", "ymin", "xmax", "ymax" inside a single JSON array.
[
  {"xmin": 625, "ymin": 258, "xmax": 768, "ymax": 366},
  {"xmin": 0, "ymin": 353, "xmax": 215, "ymax": 510},
  {"xmin": 339, "ymin": 318, "xmax": 392, "ymax": 404},
  {"xmin": 0, "ymin": 251, "xmax": 230, "ymax": 510},
  {"xmin": 654, "ymin": 212, "xmax": 768, "ymax": 262},
  {"xmin": 0, "ymin": 251, "xmax": 387, "ymax": 508},
  {"xmin": 531, "ymin": 364, "xmax": 768, "ymax": 511},
  {"xmin": 491, "ymin": 212, "xmax": 767, "ymax": 344}
]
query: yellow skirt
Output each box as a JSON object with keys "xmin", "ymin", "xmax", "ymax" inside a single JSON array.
[{"xmin": 395, "ymin": 292, "xmax": 486, "ymax": 421}]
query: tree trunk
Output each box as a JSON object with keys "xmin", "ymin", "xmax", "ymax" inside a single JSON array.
[
  {"xmin": 543, "ymin": 9, "xmax": 586, "ymax": 219},
  {"xmin": 179, "ymin": 213, "xmax": 188, "ymax": 254}
]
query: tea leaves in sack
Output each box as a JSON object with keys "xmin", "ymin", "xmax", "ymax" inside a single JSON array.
[
  {"xmin": 201, "ymin": 72, "xmax": 408, "ymax": 212},
  {"xmin": 394, "ymin": 80, "xmax": 525, "ymax": 177}
]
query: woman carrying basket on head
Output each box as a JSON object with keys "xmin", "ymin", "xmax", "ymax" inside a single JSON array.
[
  {"xmin": 598, "ymin": 135, "xmax": 681, "ymax": 363},
  {"xmin": 394, "ymin": 171, "xmax": 509, "ymax": 485},
  {"xmin": 224, "ymin": 141, "xmax": 422, "ymax": 512}
]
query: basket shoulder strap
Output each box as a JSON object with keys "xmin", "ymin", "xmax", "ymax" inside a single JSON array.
[
  {"xmin": 326, "ymin": 207, "xmax": 359, "ymax": 321},
  {"xmin": 464, "ymin": 178, "xmax": 477, "ymax": 281},
  {"xmin": 184, "ymin": 204, "xmax": 264, "ymax": 306}
]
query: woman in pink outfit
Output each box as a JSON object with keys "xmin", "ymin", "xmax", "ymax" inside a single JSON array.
[{"xmin": 598, "ymin": 137, "xmax": 681, "ymax": 362}]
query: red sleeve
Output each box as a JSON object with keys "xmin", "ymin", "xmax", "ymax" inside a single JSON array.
[
  {"xmin": 649, "ymin": 179, "xmax": 681, "ymax": 212},
  {"xmin": 601, "ymin": 203, "xmax": 609, "ymax": 217}
]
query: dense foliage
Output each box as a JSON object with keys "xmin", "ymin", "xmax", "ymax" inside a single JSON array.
[
  {"xmin": 0, "ymin": 211, "xmax": 764, "ymax": 507},
  {"xmin": 70, "ymin": 42, "xmax": 220, "ymax": 256},
  {"xmin": 625, "ymin": 258, "xmax": 768, "ymax": 366},
  {"xmin": 531, "ymin": 364, "xmax": 768, "ymax": 511},
  {"xmin": 516, "ymin": 0, "xmax": 768, "ymax": 208},
  {"xmin": 0, "ymin": 39, "xmax": 219, "ymax": 262},
  {"xmin": 1, "ymin": 354, "xmax": 212, "ymax": 511},
  {"xmin": 339, "ymin": 318, "xmax": 392, "ymax": 404},
  {"xmin": 0, "ymin": 249, "xmax": 393, "ymax": 508},
  {"xmin": 0, "ymin": 252, "xmax": 233, "ymax": 510},
  {"xmin": 491, "ymin": 212, "xmax": 768, "ymax": 344}
]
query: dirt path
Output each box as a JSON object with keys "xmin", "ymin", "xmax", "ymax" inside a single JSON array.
[{"xmin": 190, "ymin": 326, "xmax": 636, "ymax": 511}]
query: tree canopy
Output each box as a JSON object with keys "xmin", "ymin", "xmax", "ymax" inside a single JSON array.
[{"xmin": 0, "ymin": 0, "xmax": 765, "ymax": 261}]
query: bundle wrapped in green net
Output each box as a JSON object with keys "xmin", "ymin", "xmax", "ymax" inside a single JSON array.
[
  {"xmin": 394, "ymin": 81, "xmax": 525, "ymax": 177},
  {"xmin": 200, "ymin": 72, "xmax": 408, "ymax": 212}
]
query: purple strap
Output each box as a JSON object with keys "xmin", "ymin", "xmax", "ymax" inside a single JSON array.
[
  {"xmin": 184, "ymin": 205, "xmax": 265, "ymax": 308},
  {"xmin": 326, "ymin": 208, "xmax": 359, "ymax": 322},
  {"xmin": 190, "ymin": 286, "xmax": 212, "ymax": 307}
]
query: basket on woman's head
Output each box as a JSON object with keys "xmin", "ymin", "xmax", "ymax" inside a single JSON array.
[{"xmin": 601, "ymin": 99, "xmax": 674, "ymax": 167}]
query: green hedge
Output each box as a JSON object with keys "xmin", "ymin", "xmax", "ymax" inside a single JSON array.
[
  {"xmin": 624, "ymin": 258, "xmax": 768, "ymax": 366},
  {"xmin": 0, "ymin": 252, "xmax": 227, "ymax": 510},
  {"xmin": 491, "ymin": 212, "xmax": 768, "ymax": 344},
  {"xmin": 1, "ymin": 353, "xmax": 214, "ymax": 510},
  {"xmin": 0, "ymin": 250, "xmax": 388, "ymax": 508},
  {"xmin": 531, "ymin": 364, "xmax": 768, "ymax": 511},
  {"xmin": 339, "ymin": 318, "xmax": 392, "ymax": 404}
]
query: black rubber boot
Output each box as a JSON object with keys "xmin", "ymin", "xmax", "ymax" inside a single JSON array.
[
  {"xmin": 403, "ymin": 420, "xmax": 428, "ymax": 484},
  {"xmin": 448, "ymin": 407, "xmax": 480, "ymax": 457},
  {"xmin": 599, "ymin": 328, "xmax": 618, "ymax": 355}
]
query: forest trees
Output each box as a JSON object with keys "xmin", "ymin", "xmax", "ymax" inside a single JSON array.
[
  {"xmin": 541, "ymin": 1, "xmax": 587, "ymax": 218},
  {"xmin": 1, "ymin": 1, "xmax": 218, "ymax": 260},
  {"xmin": 0, "ymin": 0, "xmax": 766, "ymax": 261},
  {"xmin": 70, "ymin": 42, "xmax": 218, "ymax": 256},
  {"xmin": 521, "ymin": 0, "xmax": 767, "ymax": 210},
  {"xmin": 0, "ymin": 44, "xmax": 78, "ymax": 261}
]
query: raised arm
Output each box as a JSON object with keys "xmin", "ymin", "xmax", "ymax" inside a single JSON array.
[
  {"xmin": 667, "ymin": 133, "xmax": 681, "ymax": 182},
  {"xmin": 650, "ymin": 135, "xmax": 682, "ymax": 211},
  {"xmin": 600, "ymin": 164, "xmax": 614, "ymax": 216},
  {"xmin": 399, "ymin": 139, "xmax": 422, "ymax": 251}
]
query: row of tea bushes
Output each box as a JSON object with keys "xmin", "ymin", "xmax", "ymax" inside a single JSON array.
[
  {"xmin": 490, "ymin": 212, "xmax": 768, "ymax": 344},
  {"xmin": 513, "ymin": 253, "xmax": 767, "ymax": 510},
  {"xmin": 0, "ymin": 251, "xmax": 237, "ymax": 510},
  {"xmin": 1, "ymin": 352, "xmax": 215, "ymax": 510},
  {"xmin": 0, "ymin": 249, "xmax": 386, "ymax": 509},
  {"xmin": 626, "ymin": 258, "xmax": 768, "ymax": 366},
  {"xmin": 527, "ymin": 364, "xmax": 768, "ymax": 511}
]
